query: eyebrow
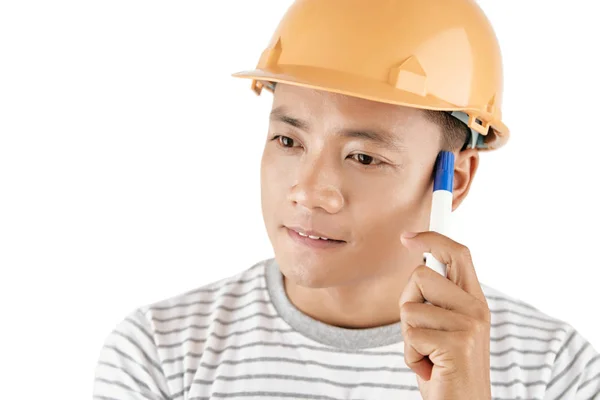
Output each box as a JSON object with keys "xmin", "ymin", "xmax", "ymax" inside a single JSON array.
[
  {"xmin": 340, "ymin": 128, "xmax": 405, "ymax": 152},
  {"xmin": 270, "ymin": 106, "xmax": 310, "ymax": 131},
  {"xmin": 269, "ymin": 106, "xmax": 405, "ymax": 152}
]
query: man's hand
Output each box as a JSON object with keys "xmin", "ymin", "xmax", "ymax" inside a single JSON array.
[{"xmin": 399, "ymin": 231, "xmax": 491, "ymax": 400}]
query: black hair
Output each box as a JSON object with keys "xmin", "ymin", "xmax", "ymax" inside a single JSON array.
[{"xmin": 423, "ymin": 110, "xmax": 471, "ymax": 152}]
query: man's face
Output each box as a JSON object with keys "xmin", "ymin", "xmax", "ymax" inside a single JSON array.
[{"xmin": 261, "ymin": 83, "xmax": 444, "ymax": 288}]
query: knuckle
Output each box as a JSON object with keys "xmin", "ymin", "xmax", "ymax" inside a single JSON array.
[
  {"xmin": 403, "ymin": 344, "xmax": 413, "ymax": 365},
  {"xmin": 413, "ymin": 265, "xmax": 430, "ymax": 280},
  {"xmin": 466, "ymin": 317, "xmax": 489, "ymax": 336},
  {"xmin": 399, "ymin": 302, "xmax": 413, "ymax": 318},
  {"xmin": 476, "ymin": 303, "xmax": 492, "ymax": 323},
  {"xmin": 404, "ymin": 325, "xmax": 417, "ymax": 342},
  {"xmin": 459, "ymin": 331, "xmax": 477, "ymax": 358},
  {"xmin": 468, "ymin": 299, "xmax": 491, "ymax": 322},
  {"xmin": 456, "ymin": 244, "xmax": 472, "ymax": 262}
]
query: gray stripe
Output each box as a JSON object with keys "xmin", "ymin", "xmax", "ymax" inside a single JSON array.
[
  {"xmin": 491, "ymin": 347, "xmax": 556, "ymax": 357},
  {"xmin": 214, "ymin": 341, "xmax": 562, "ymax": 359},
  {"xmin": 191, "ymin": 392, "xmax": 353, "ymax": 400},
  {"xmin": 552, "ymin": 370, "xmax": 584, "ymax": 400},
  {"xmin": 584, "ymin": 393, "xmax": 600, "ymax": 400},
  {"xmin": 96, "ymin": 361, "xmax": 151, "ymax": 391},
  {"xmin": 151, "ymin": 287, "xmax": 267, "ymax": 313},
  {"xmin": 187, "ymin": 273, "xmax": 264, "ymax": 294},
  {"xmin": 554, "ymin": 330, "xmax": 577, "ymax": 361},
  {"xmin": 153, "ymin": 307, "xmax": 562, "ymax": 335},
  {"xmin": 104, "ymin": 346, "xmax": 154, "ymax": 379},
  {"xmin": 95, "ymin": 397, "xmax": 125, "ymax": 400},
  {"xmin": 579, "ymin": 372, "xmax": 600, "ymax": 393},
  {"xmin": 162, "ymin": 385, "xmax": 186, "ymax": 400},
  {"xmin": 582, "ymin": 354, "xmax": 600, "ymax": 370},
  {"xmin": 162, "ymin": 343, "xmax": 402, "ymax": 365},
  {"xmin": 169, "ymin": 387, "xmax": 186, "ymax": 399},
  {"xmin": 103, "ymin": 346, "xmax": 171, "ymax": 400},
  {"xmin": 191, "ymin": 286, "xmax": 267, "ymax": 298},
  {"xmin": 485, "ymin": 294, "xmax": 538, "ymax": 311},
  {"xmin": 161, "ymin": 340, "xmax": 402, "ymax": 362},
  {"xmin": 193, "ymin": 373, "xmax": 418, "ymax": 390},
  {"xmin": 113, "ymin": 331, "xmax": 164, "ymax": 374},
  {"xmin": 153, "ymin": 310, "xmax": 563, "ymax": 336},
  {"xmin": 491, "ymin": 398, "xmax": 540, "ymax": 400},
  {"xmin": 490, "ymin": 333, "xmax": 561, "ymax": 343},
  {"xmin": 167, "ymin": 368, "xmax": 198, "ymax": 381},
  {"xmin": 577, "ymin": 356, "xmax": 600, "ymax": 391},
  {"xmin": 491, "ymin": 321, "xmax": 566, "ymax": 333},
  {"xmin": 161, "ymin": 339, "xmax": 559, "ymax": 365},
  {"xmin": 490, "ymin": 308, "xmax": 561, "ymax": 324},
  {"xmin": 156, "ymin": 328, "xmax": 558, "ymax": 351},
  {"xmin": 211, "ymin": 341, "xmax": 403, "ymax": 356},
  {"xmin": 94, "ymin": 378, "xmax": 154, "ymax": 400},
  {"xmin": 198, "ymin": 357, "xmax": 411, "ymax": 373},
  {"xmin": 125, "ymin": 315, "xmax": 154, "ymax": 345},
  {"xmin": 152, "ymin": 274, "xmax": 265, "ymax": 311},
  {"xmin": 490, "ymin": 379, "xmax": 547, "ymax": 388},
  {"xmin": 152, "ymin": 305, "xmax": 561, "ymax": 332},
  {"xmin": 157, "ymin": 327, "xmax": 295, "ymax": 349},
  {"xmin": 164, "ymin": 361, "xmax": 555, "ymax": 381},
  {"xmin": 154, "ymin": 312, "xmax": 279, "ymax": 335},
  {"xmin": 491, "ymin": 362, "xmax": 552, "ymax": 372},
  {"xmin": 151, "ymin": 299, "xmax": 272, "ymax": 323},
  {"xmin": 178, "ymin": 353, "xmax": 556, "ymax": 377},
  {"xmin": 547, "ymin": 342, "xmax": 591, "ymax": 389},
  {"xmin": 190, "ymin": 373, "xmax": 551, "ymax": 390}
]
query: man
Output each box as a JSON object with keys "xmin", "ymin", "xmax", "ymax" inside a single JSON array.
[{"xmin": 93, "ymin": 0, "xmax": 600, "ymax": 399}]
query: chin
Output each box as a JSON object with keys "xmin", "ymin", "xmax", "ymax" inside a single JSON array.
[
  {"xmin": 273, "ymin": 245, "xmax": 370, "ymax": 289},
  {"xmin": 275, "ymin": 253, "xmax": 338, "ymax": 289}
]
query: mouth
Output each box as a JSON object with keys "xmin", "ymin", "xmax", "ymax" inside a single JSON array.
[{"xmin": 285, "ymin": 226, "xmax": 346, "ymax": 250}]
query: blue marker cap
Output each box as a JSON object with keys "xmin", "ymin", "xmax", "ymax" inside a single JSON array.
[{"xmin": 433, "ymin": 151, "xmax": 455, "ymax": 192}]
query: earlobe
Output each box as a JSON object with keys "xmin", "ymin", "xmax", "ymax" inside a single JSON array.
[{"xmin": 451, "ymin": 149, "xmax": 480, "ymax": 211}]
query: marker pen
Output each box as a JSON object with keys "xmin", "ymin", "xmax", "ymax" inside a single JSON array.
[{"xmin": 425, "ymin": 151, "xmax": 455, "ymax": 277}]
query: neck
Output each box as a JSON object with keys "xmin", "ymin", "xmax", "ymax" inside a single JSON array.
[{"xmin": 282, "ymin": 264, "xmax": 416, "ymax": 329}]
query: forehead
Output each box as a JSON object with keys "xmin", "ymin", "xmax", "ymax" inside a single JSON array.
[{"xmin": 271, "ymin": 83, "xmax": 431, "ymax": 132}]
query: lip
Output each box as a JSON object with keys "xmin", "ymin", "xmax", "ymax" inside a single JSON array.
[
  {"xmin": 285, "ymin": 225, "xmax": 344, "ymax": 242},
  {"xmin": 285, "ymin": 227, "xmax": 347, "ymax": 250}
]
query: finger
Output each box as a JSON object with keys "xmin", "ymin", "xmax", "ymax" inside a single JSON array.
[
  {"xmin": 399, "ymin": 265, "xmax": 488, "ymax": 321},
  {"xmin": 404, "ymin": 327, "xmax": 462, "ymax": 372},
  {"xmin": 399, "ymin": 301, "xmax": 471, "ymax": 332},
  {"xmin": 404, "ymin": 337, "xmax": 433, "ymax": 381},
  {"xmin": 401, "ymin": 231, "xmax": 486, "ymax": 303}
]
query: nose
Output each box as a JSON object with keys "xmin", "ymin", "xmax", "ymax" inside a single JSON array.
[{"xmin": 287, "ymin": 159, "xmax": 344, "ymax": 214}]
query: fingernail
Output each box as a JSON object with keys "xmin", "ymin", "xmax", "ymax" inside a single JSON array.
[{"xmin": 402, "ymin": 232, "xmax": 418, "ymax": 239}]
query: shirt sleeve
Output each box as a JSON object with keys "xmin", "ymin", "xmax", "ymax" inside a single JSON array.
[
  {"xmin": 543, "ymin": 324, "xmax": 600, "ymax": 399},
  {"xmin": 93, "ymin": 309, "xmax": 172, "ymax": 400}
]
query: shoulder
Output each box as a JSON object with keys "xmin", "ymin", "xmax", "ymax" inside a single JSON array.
[
  {"xmin": 481, "ymin": 284, "xmax": 600, "ymax": 399},
  {"xmin": 93, "ymin": 258, "xmax": 272, "ymax": 398},
  {"xmin": 140, "ymin": 260, "xmax": 270, "ymax": 329}
]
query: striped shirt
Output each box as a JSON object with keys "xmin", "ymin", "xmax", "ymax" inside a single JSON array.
[{"xmin": 93, "ymin": 258, "xmax": 600, "ymax": 400}]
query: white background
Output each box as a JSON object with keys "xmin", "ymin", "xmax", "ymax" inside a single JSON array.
[{"xmin": 1, "ymin": 1, "xmax": 599, "ymax": 398}]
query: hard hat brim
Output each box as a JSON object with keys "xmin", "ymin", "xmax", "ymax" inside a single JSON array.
[{"xmin": 232, "ymin": 65, "xmax": 509, "ymax": 150}]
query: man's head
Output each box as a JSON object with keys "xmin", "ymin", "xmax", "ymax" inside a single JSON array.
[{"xmin": 260, "ymin": 83, "xmax": 479, "ymax": 289}]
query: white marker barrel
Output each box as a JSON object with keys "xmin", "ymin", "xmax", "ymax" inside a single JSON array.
[
  {"xmin": 425, "ymin": 190, "xmax": 453, "ymax": 276},
  {"xmin": 425, "ymin": 151, "xmax": 455, "ymax": 277}
]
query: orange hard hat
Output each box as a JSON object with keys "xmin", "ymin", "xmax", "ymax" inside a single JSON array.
[{"xmin": 232, "ymin": 0, "xmax": 509, "ymax": 150}]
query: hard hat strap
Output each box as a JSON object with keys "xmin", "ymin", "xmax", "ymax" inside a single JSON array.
[{"xmin": 447, "ymin": 111, "xmax": 485, "ymax": 150}]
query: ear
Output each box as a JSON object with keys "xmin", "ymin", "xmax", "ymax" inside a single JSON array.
[{"xmin": 452, "ymin": 148, "xmax": 479, "ymax": 211}]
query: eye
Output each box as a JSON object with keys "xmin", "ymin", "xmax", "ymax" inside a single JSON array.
[
  {"xmin": 273, "ymin": 135, "xmax": 298, "ymax": 148},
  {"xmin": 351, "ymin": 153, "xmax": 383, "ymax": 167}
]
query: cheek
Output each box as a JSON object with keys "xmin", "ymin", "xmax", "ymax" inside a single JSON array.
[
  {"xmin": 260, "ymin": 148, "xmax": 293, "ymax": 213},
  {"xmin": 349, "ymin": 171, "xmax": 432, "ymax": 238}
]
